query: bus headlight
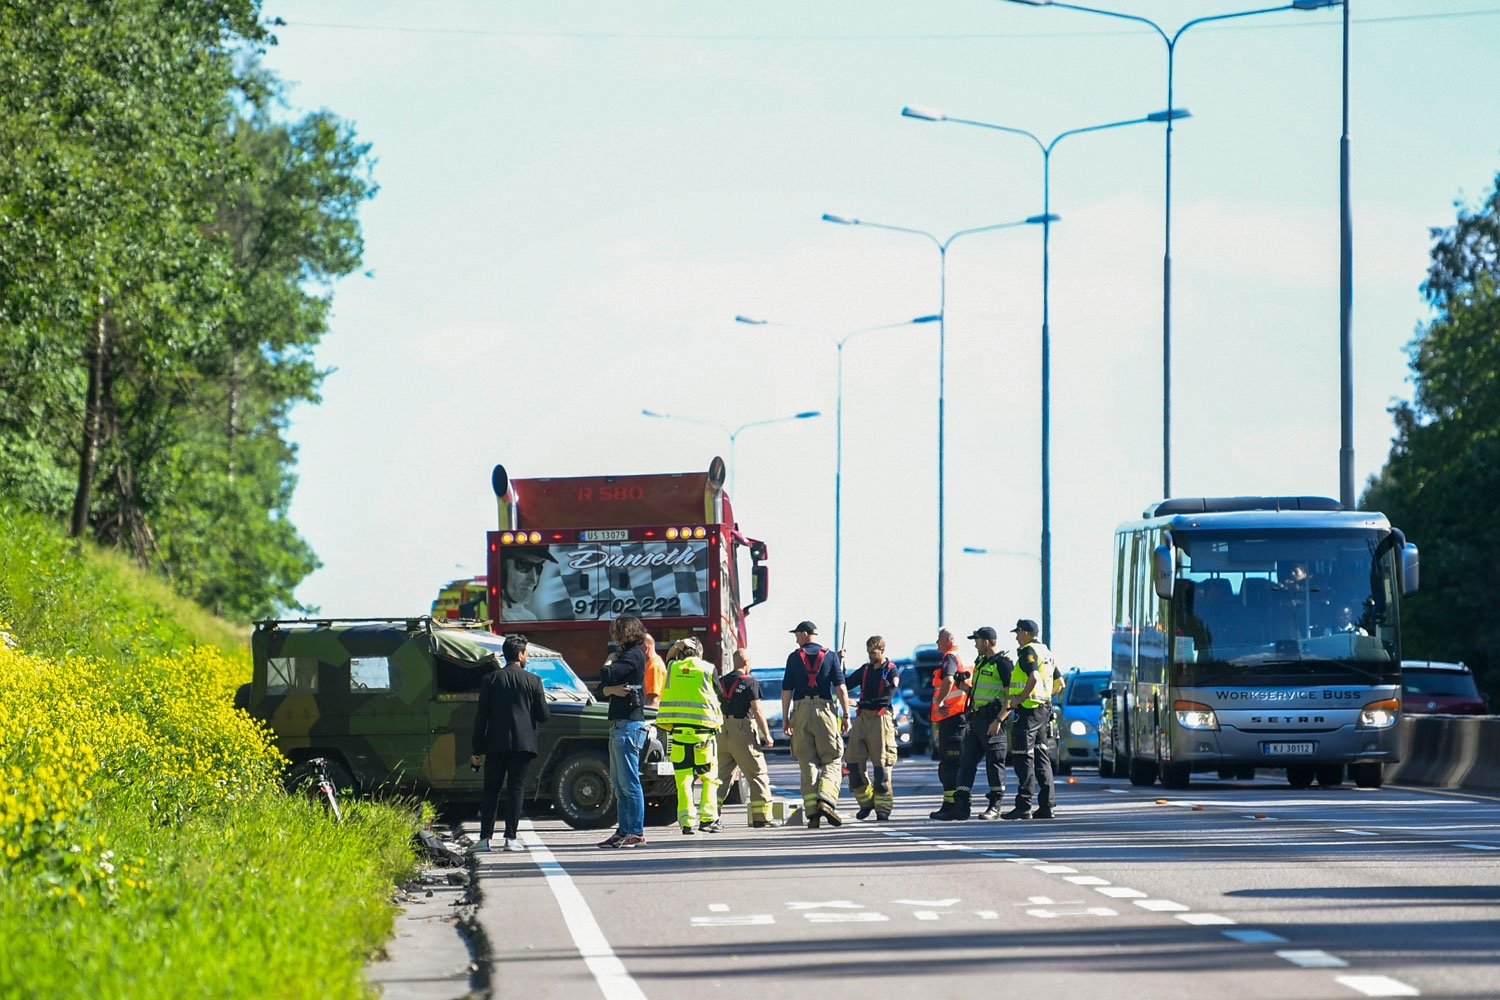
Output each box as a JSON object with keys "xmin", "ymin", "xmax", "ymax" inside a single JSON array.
[
  {"xmin": 1068, "ymin": 719, "xmax": 1096, "ymax": 736},
  {"xmin": 1358, "ymin": 698, "xmax": 1399, "ymax": 729},
  {"xmin": 1173, "ymin": 700, "xmax": 1219, "ymax": 731}
]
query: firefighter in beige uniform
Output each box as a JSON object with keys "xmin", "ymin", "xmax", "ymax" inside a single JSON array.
[
  {"xmin": 715, "ymin": 649, "xmax": 775, "ymax": 827},
  {"xmin": 844, "ymin": 636, "xmax": 902, "ymax": 820},
  {"xmin": 780, "ymin": 621, "xmax": 851, "ymax": 828}
]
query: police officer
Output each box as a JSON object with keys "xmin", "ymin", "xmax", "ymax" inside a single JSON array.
[
  {"xmin": 947, "ymin": 626, "xmax": 1013, "ymax": 821},
  {"xmin": 1002, "ymin": 619, "xmax": 1057, "ymax": 820},
  {"xmin": 716, "ymin": 648, "xmax": 775, "ymax": 827},
  {"xmin": 780, "ymin": 621, "xmax": 851, "ymax": 828},
  {"xmin": 844, "ymin": 636, "xmax": 900, "ymax": 821},
  {"xmin": 928, "ymin": 627, "xmax": 971, "ymax": 820},
  {"xmin": 656, "ymin": 638, "xmax": 726, "ymax": 834}
]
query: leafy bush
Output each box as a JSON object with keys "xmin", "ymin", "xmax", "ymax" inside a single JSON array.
[{"xmin": 0, "ymin": 506, "xmax": 417, "ymax": 998}]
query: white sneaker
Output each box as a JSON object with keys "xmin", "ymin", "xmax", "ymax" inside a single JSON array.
[
  {"xmin": 503, "ymin": 839, "xmax": 525, "ymax": 852},
  {"xmin": 467, "ymin": 839, "xmax": 492, "ymax": 853}
]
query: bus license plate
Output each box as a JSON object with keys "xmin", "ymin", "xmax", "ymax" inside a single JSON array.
[
  {"xmin": 655, "ymin": 761, "xmax": 675, "ymax": 776},
  {"xmin": 1262, "ymin": 742, "xmax": 1316, "ymax": 755},
  {"xmin": 581, "ymin": 529, "xmax": 630, "ymax": 541}
]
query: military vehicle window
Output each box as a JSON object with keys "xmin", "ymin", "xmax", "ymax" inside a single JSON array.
[
  {"xmin": 350, "ymin": 656, "xmax": 394, "ymax": 692},
  {"xmin": 434, "ymin": 656, "xmax": 491, "ymax": 694},
  {"xmin": 267, "ymin": 656, "xmax": 318, "ymax": 695}
]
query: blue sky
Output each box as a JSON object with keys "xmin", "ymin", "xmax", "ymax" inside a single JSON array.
[{"xmin": 264, "ymin": 1, "xmax": 1500, "ymax": 667}]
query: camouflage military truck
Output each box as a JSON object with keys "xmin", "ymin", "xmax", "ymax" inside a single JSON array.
[{"xmin": 239, "ymin": 617, "xmax": 678, "ymax": 828}]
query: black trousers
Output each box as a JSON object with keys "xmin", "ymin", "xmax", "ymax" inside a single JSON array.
[
  {"xmin": 480, "ymin": 750, "xmax": 537, "ymax": 841},
  {"xmin": 956, "ymin": 711, "xmax": 1007, "ymax": 800},
  {"xmin": 935, "ymin": 715, "xmax": 968, "ymax": 792},
  {"xmin": 1010, "ymin": 704, "xmax": 1054, "ymax": 810}
]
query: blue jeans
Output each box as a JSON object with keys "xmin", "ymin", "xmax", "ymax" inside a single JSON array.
[{"xmin": 608, "ymin": 720, "xmax": 648, "ymax": 836}]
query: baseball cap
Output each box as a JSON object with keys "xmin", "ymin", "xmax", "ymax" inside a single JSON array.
[
  {"xmin": 1010, "ymin": 619, "xmax": 1040, "ymax": 635},
  {"xmin": 789, "ymin": 620, "xmax": 818, "ymax": 634},
  {"xmin": 967, "ymin": 626, "xmax": 998, "ymax": 641}
]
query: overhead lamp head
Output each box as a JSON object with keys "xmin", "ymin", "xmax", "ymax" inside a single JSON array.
[
  {"xmin": 1147, "ymin": 108, "xmax": 1192, "ymax": 122},
  {"xmin": 1025, "ymin": 213, "xmax": 1060, "ymax": 225},
  {"xmin": 734, "ymin": 315, "xmax": 767, "ymax": 325},
  {"xmin": 794, "ymin": 411, "xmax": 821, "ymax": 420},
  {"xmin": 901, "ymin": 105, "xmax": 948, "ymax": 122},
  {"xmin": 912, "ymin": 314, "xmax": 942, "ymax": 324},
  {"xmin": 822, "ymin": 213, "xmax": 858, "ymax": 225},
  {"xmin": 1004, "ymin": 0, "xmax": 1055, "ymax": 5},
  {"xmin": 1291, "ymin": 0, "xmax": 1340, "ymax": 10}
]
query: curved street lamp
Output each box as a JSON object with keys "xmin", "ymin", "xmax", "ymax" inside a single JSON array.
[
  {"xmin": 1001, "ymin": 0, "xmax": 1344, "ymax": 502},
  {"xmin": 735, "ymin": 314, "xmax": 940, "ymax": 635},
  {"xmin": 820, "ymin": 213, "xmax": 1049, "ymax": 629},
  {"xmin": 642, "ymin": 408, "xmax": 821, "ymax": 496},
  {"xmin": 901, "ymin": 106, "xmax": 1179, "ymax": 645}
]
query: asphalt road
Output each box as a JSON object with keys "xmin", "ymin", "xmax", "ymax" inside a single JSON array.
[{"xmin": 469, "ymin": 755, "xmax": 1500, "ymax": 1000}]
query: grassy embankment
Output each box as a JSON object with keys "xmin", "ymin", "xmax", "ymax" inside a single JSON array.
[{"xmin": 0, "ymin": 505, "xmax": 418, "ymax": 998}]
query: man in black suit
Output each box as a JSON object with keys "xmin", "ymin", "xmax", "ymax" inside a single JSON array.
[{"xmin": 470, "ymin": 635, "xmax": 549, "ymax": 852}]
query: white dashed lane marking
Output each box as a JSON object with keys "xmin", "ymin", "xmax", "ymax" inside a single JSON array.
[
  {"xmin": 1096, "ymin": 887, "xmax": 1148, "ymax": 899},
  {"xmin": 1176, "ymin": 912, "xmax": 1236, "ymax": 926},
  {"xmin": 804, "ymin": 912, "xmax": 888, "ymax": 923},
  {"xmin": 1133, "ymin": 899, "xmax": 1190, "ymax": 912},
  {"xmin": 1335, "ymin": 974, "xmax": 1421, "ymax": 997},
  {"xmin": 692, "ymin": 914, "xmax": 774, "ymax": 927},
  {"xmin": 707, "ymin": 903, "xmax": 729, "ymax": 912},
  {"xmin": 1064, "ymin": 875, "xmax": 1110, "ymax": 885},
  {"xmin": 1277, "ymin": 950, "xmax": 1349, "ymax": 968},
  {"xmin": 1335, "ymin": 829, "xmax": 1379, "ymax": 836},
  {"xmin": 1034, "ymin": 864, "xmax": 1079, "ymax": 873}
]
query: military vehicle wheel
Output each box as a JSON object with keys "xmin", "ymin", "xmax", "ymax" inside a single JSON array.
[
  {"xmin": 1350, "ymin": 762, "xmax": 1384, "ymax": 789},
  {"xmin": 552, "ymin": 750, "xmax": 617, "ymax": 829},
  {"xmin": 1098, "ymin": 757, "xmax": 1116, "ymax": 778},
  {"xmin": 1237, "ymin": 766, "xmax": 1257, "ymax": 780},
  {"xmin": 1286, "ymin": 765, "xmax": 1316, "ymax": 789}
]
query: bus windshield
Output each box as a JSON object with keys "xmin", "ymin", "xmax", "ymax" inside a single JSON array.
[{"xmin": 1172, "ymin": 528, "xmax": 1400, "ymax": 684}]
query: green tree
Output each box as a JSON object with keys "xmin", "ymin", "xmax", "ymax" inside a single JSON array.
[{"xmin": 1364, "ymin": 167, "xmax": 1500, "ymax": 705}]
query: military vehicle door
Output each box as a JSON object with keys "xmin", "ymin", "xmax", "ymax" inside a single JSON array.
[
  {"xmin": 424, "ymin": 633, "xmax": 494, "ymax": 793},
  {"xmin": 331, "ymin": 628, "xmax": 433, "ymax": 788}
]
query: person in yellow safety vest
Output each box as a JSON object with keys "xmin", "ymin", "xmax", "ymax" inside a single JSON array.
[
  {"xmin": 780, "ymin": 620, "xmax": 852, "ymax": 829},
  {"xmin": 715, "ymin": 648, "xmax": 776, "ymax": 827},
  {"xmin": 1001, "ymin": 619, "xmax": 1058, "ymax": 820},
  {"xmin": 656, "ymin": 638, "xmax": 726, "ymax": 834},
  {"xmin": 844, "ymin": 636, "xmax": 902, "ymax": 821},
  {"xmin": 945, "ymin": 626, "xmax": 1015, "ymax": 821},
  {"xmin": 929, "ymin": 627, "xmax": 972, "ymax": 820}
]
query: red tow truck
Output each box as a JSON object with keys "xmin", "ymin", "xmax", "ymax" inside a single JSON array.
[{"xmin": 472, "ymin": 457, "xmax": 768, "ymax": 680}]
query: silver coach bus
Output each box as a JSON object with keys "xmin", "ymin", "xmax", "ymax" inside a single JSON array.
[{"xmin": 1098, "ymin": 497, "xmax": 1419, "ymax": 790}]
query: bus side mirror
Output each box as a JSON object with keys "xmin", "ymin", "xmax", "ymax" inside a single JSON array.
[
  {"xmin": 1152, "ymin": 544, "xmax": 1175, "ymax": 600},
  {"xmin": 1401, "ymin": 543, "xmax": 1419, "ymax": 596},
  {"xmin": 748, "ymin": 565, "xmax": 769, "ymax": 611}
]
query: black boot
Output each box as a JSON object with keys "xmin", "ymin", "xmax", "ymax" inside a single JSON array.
[
  {"xmin": 939, "ymin": 790, "xmax": 971, "ymax": 821},
  {"xmin": 929, "ymin": 797, "xmax": 957, "ymax": 820},
  {"xmin": 979, "ymin": 795, "xmax": 1003, "ymax": 821}
]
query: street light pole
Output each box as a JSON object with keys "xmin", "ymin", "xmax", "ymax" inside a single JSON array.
[
  {"xmin": 901, "ymin": 106, "xmax": 1178, "ymax": 646},
  {"xmin": 1004, "ymin": 0, "xmax": 1341, "ymax": 501},
  {"xmin": 1339, "ymin": 0, "xmax": 1354, "ymax": 508},
  {"xmin": 821, "ymin": 214, "xmax": 1047, "ymax": 629},
  {"xmin": 641, "ymin": 408, "xmax": 821, "ymax": 497},
  {"xmin": 735, "ymin": 314, "xmax": 939, "ymax": 634}
]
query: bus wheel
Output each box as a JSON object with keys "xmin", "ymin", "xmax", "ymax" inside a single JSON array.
[
  {"xmin": 1160, "ymin": 763, "xmax": 1190, "ymax": 789},
  {"xmin": 1098, "ymin": 757, "xmax": 1115, "ymax": 778},
  {"xmin": 1286, "ymin": 765, "xmax": 1315, "ymax": 789},
  {"xmin": 1217, "ymin": 767, "xmax": 1236, "ymax": 781},
  {"xmin": 1236, "ymin": 766, "xmax": 1257, "ymax": 780},
  {"xmin": 1315, "ymin": 764, "xmax": 1345, "ymax": 787},
  {"xmin": 1128, "ymin": 758, "xmax": 1158, "ymax": 786},
  {"xmin": 1350, "ymin": 762, "xmax": 1384, "ymax": 789}
]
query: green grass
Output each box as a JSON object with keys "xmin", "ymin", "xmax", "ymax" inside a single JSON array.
[{"xmin": 0, "ymin": 503, "xmax": 419, "ymax": 999}]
